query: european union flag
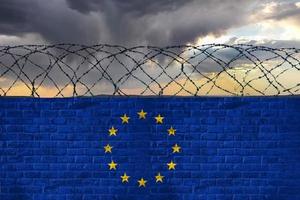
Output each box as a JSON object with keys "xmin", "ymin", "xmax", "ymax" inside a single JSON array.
[{"xmin": 1, "ymin": 97, "xmax": 300, "ymax": 200}]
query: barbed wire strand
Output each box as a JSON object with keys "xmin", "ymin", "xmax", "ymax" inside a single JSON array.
[{"xmin": 0, "ymin": 44, "xmax": 299, "ymax": 97}]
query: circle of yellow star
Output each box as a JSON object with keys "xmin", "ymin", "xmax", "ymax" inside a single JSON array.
[
  {"xmin": 108, "ymin": 160, "xmax": 117, "ymax": 170},
  {"xmin": 155, "ymin": 172, "xmax": 164, "ymax": 183},
  {"xmin": 172, "ymin": 144, "xmax": 181, "ymax": 153},
  {"xmin": 120, "ymin": 114, "xmax": 130, "ymax": 124},
  {"xmin": 167, "ymin": 161, "xmax": 176, "ymax": 170},
  {"xmin": 121, "ymin": 173, "xmax": 130, "ymax": 183},
  {"xmin": 137, "ymin": 109, "xmax": 147, "ymax": 119},
  {"xmin": 155, "ymin": 114, "xmax": 164, "ymax": 124},
  {"xmin": 104, "ymin": 144, "xmax": 113, "ymax": 153},
  {"xmin": 108, "ymin": 126, "xmax": 118, "ymax": 136},
  {"xmin": 104, "ymin": 111, "xmax": 183, "ymax": 187},
  {"xmin": 138, "ymin": 178, "xmax": 147, "ymax": 187},
  {"xmin": 168, "ymin": 126, "xmax": 176, "ymax": 136}
]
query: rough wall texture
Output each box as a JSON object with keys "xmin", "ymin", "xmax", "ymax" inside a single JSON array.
[{"xmin": 0, "ymin": 97, "xmax": 300, "ymax": 200}]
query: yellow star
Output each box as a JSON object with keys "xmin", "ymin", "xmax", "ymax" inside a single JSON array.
[
  {"xmin": 120, "ymin": 173, "xmax": 130, "ymax": 183},
  {"xmin": 172, "ymin": 144, "xmax": 181, "ymax": 153},
  {"xmin": 108, "ymin": 126, "xmax": 118, "ymax": 136},
  {"xmin": 167, "ymin": 161, "xmax": 176, "ymax": 170},
  {"xmin": 155, "ymin": 172, "xmax": 164, "ymax": 183},
  {"xmin": 104, "ymin": 144, "xmax": 113, "ymax": 153},
  {"xmin": 168, "ymin": 126, "xmax": 176, "ymax": 136},
  {"xmin": 155, "ymin": 114, "xmax": 164, "ymax": 124},
  {"xmin": 120, "ymin": 114, "xmax": 130, "ymax": 124},
  {"xmin": 138, "ymin": 178, "xmax": 147, "ymax": 187},
  {"xmin": 137, "ymin": 109, "xmax": 147, "ymax": 119},
  {"xmin": 108, "ymin": 160, "xmax": 117, "ymax": 170}
]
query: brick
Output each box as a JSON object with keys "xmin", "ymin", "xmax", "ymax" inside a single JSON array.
[{"xmin": 0, "ymin": 96, "xmax": 299, "ymax": 199}]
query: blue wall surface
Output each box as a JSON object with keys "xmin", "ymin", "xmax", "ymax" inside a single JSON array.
[{"xmin": 0, "ymin": 97, "xmax": 300, "ymax": 200}]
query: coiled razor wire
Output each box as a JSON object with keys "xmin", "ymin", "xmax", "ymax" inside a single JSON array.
[{"xmin": 0, "ymin": 44, "xmax": 299, "ymax": 97}]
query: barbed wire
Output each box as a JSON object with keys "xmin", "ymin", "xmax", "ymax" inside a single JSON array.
[{"xmin": 0, "ymin": 44, "xmax": 299, "ymax": 97}]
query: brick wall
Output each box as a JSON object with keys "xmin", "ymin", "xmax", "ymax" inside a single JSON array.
[{"xmin": 0, "ymin": 97, "xmax": 300, "ymax": 200}]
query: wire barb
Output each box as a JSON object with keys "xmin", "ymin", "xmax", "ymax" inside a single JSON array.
[{"xmin": 0, "ymin": 44, "xmax": 299, "ymax": 97}]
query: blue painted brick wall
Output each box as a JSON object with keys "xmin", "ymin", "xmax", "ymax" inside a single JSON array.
[{"xmin": 0, "ymin": 97, "xmax": 300, "ymax": 200}]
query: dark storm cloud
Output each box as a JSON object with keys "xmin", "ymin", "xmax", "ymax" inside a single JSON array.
[
  {"xmin": 0, "ymin": 0, "xmax": 261, "ymax": 46},
  {"xmin": 0, "ymin": 0, "xmax": 104, "ymax": 44},
  {"xmin": 0, "ymin": 0, "xmax": 34, "ymax": 35},
  {"xmin": 66, "ymin": 0, "xmax": 193, "ymax": 16},
  {"xmin": 64, "ymin": 0, "xmax": 259, "ymax": 45}
]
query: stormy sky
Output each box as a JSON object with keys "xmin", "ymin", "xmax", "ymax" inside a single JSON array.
[
  {"xmin": 0, "ymin": 0, "xmax": 299, "ymax": 96},
  {"xmin": 0, "ymin": 0, "xmax": 300, "ymax": 46}
]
